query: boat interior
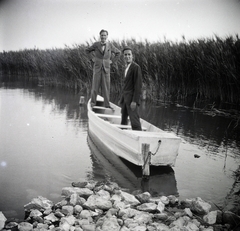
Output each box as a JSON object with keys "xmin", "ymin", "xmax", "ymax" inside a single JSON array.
[{"xmin": 91, "ymin": 96, "xmax": 152, "ymax": 132}]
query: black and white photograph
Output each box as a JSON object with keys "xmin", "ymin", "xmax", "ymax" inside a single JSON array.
[{"xmin": 0, "ymin": 0, "xmax": 240, "ymax": 230}]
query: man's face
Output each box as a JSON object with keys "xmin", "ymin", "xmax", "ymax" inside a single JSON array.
[
  {"xmin": 100, "ymin": 32, "xmax": 108, "ymax": 43},
  {"xmin": 123, "ymin": 49, "xmax": 133, "ymax": 64}
]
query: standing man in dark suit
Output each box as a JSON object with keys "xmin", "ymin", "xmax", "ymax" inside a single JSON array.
[
  {"xmin": 86, "ymin": 29, "xmax": 120, "ymax": 109},
  {"xmin": 119, "ymin": 46, "xmax": 142, "ymax": 130}
]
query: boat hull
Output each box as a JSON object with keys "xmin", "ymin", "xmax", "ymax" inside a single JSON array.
[
  {"xmin": 87, "ymin": 132, "xmax": 179, "ymax": 196},
  {"xmin": 87, "ymin": 96, "xmax": 181, "ymax": 167}
]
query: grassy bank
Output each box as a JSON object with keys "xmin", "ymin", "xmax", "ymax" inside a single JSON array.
[{"xmin": 0, "ymin": 35, "xmax": 239, "ymax": 105}]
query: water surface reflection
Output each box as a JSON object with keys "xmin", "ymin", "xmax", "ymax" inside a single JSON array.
[
  {"xmin": 139, "ymin": 100, "xmax": 240, "ymax": 160},
  {"xmin": 0, "ymin": 81, "xmax": 239, "ymax": 220}
]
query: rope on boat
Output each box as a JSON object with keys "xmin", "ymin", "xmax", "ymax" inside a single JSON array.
[{"xmin": 142, "ymin": 140, "xmax": 162, "ymax": 170}]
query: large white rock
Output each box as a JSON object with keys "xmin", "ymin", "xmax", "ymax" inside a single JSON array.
[
  {"xmin": 29, "ymin": 209, "xmax": 42, "ymax": 217},
  {"xmin": 62, "ymin": 187, "xmax": 93, "ymax": 197},
  {"xmin": 203, "ymin": 210, "xmax": 218, "ymax": 225},
  {"xmin": 137, "ymin": 203, "xmax": 157, "ymax": 212},
  {"xmin": 113, "ymin": 201, "xmax": 127, "ymax": 210},
  {"xmin": 69, "ymin": 193, "xmax": 79, "ymax": 206},
  {"xmin": 156, "ymin": 200, "xmax": 165, "ymax": 213},
  {"xmin": 153, "ymin": 212, "xmax": 168, "ymax": 221},
  {"xmin": 124, "ymin": 218, "xmax": 139, "ymax": 229},
  {"xmin": 118, "ymin": 208, "xmax": 140, "ymax": 218},
  {"xmin": 101, "ymin": 216, "xmax": 121, "ymax": 231},
  {"xmin": 170, "ymin": 217, "xmax": 186, "ymax": 229},
  {"xmin": 135, "ymin": 192, "xmax": 151, "ymax": 203},
  {"xmin": 160, "ymin": 196, "xmax": 169, "ymax": 205},
  {"xmin": 5, "ymin": 221, "xmax": 18, "ymax": 230},
  {"xmin": 191, "ymin": 197, "xmax": 211, "ymax": 215},
  {"xmin": 79, "ymin": 209, "xmax": 92, "ymax": 219},
  {"xmin": 75, "ymin": 218, "xmax": 90, "ymax": 226},
  {"xmin": 96, "ymin": 189, "xmax": 111, "ymax": 200},
  {"xmin": 0, "ymin": 212, "xmax": 7, "ymax": 230},
  {"xmin": 24, "ymin": 196, "xmax": 53, "ymax": 210},
  {"xmin": 18, "ymin": 222, "xmax": 33, "ymax": 231},
  {"xmin": 84, "ymin": 194, "xmax": 112, "ymax": 210},
  {"xmin": 61, "ymin": 205, "xmax": 74, "ymax": 215},
  {"xmin": 36, "ymin": 223, "xmax": 49, "ymax": 229},
  {"xmin": 59, "ymin": 221, "xmax": 71, "ymax": 231},
  {"xmin": 81, "ymin": 223, "xmax": 96, "ymax": 231},
  {"xmin": 44, "ymin": 213, "xmax": 59, "ymax": 222},
  {"xmin": 100, "ymin": 182, "xmax": 120, "ymax": 192},
  {"xmin": 120, "ymin": 191, "xmax": 140, "ymax": 206},
  {"xmin": 134, "ymin": 212, "xmax": 153, "ymax": 225},
  {"xmin": 168, "ymin": 195, "xmax": 179, "ymax": 205},
  {"xmin": 185, "ymin": 221, "xmax": 199, "ymax": 231},
  {"xmin": 61, "ymin": 215, "xmax": 76, "ymax": 226},
  {"xmin": 74, "ymin": 204, "xmax": 83, "ymax": 214},
  {"xmin": 111, "ymin": 194, "xmax": 122, "ymax": 203},
  {"xmin": 184, "ymin": 208, "xmax": 193, "ymax": 218},
  {"xmin": 150, "ymin": 222, "xmax": 170, "ymax": 231}
]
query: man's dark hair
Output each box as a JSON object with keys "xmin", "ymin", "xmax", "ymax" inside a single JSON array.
[
  {"xmin": 122, "ymin": 46, "xmax": 133, "ymax": 53},
  {"xmin": 99, "ymin": 29, "xmax": 108, "ymax": 35}
]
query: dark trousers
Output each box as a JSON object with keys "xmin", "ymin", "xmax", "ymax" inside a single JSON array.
[{"xmin": 121, "ymin": 102, "xmax": 142, "ymax": 131}]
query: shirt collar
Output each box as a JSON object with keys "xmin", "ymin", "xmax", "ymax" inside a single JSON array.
[{"xmin": 126, "ymin": 62, "xmax": 132, "ymax": 67}]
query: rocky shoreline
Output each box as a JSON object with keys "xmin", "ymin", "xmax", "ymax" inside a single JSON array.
[{"xmin": 0, "ymin": 180, "xmax": 239, "ymax": 231}]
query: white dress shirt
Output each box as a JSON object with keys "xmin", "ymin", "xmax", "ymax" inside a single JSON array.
[
  {"xmin": 101, "ymin": 43, "xmax": 106, "ymax": 52},
  {"xmin": 125, "ymin": 63, "xmax": 131, "ymax": 77}
]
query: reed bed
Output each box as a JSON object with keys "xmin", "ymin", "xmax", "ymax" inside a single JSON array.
[{"xmin": 0, "ymin": 35, "xmax": 239, "ymax": 105}]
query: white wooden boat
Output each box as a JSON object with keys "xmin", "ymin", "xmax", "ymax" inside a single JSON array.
[
  {"xmin": 87, "ymin": 134, "xmax": 178, "ymax": 196},
  {"xmin": 87, "ymin": 95, "xmax": 181, "ymax": 175}
]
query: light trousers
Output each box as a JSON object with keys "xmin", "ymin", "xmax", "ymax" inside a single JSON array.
[{"xmin": 91, "ymin": 68, "xmax": 110, "ymax": 107}]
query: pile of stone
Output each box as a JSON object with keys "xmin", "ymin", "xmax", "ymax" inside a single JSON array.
[{"xmin": 0, "ymin": 180, "xmax": 240, "ymax": 231}]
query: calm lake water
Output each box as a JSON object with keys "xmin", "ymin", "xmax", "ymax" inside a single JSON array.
[{"xmin": 0, "ymin": 81, "xmax": 239, "ymax": 219}]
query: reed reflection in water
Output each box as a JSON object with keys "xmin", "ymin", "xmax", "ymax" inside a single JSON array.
[{"xmin": 0, "ymin": 83, "xmax": 91, "ymax": 219}]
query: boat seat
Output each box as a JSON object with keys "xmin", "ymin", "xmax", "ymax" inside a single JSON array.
[
  {"xmin": 93, "ymin": 106, "xmax": 114, "ymax": 110},
  {"xmin": 112, "ymin": 124, "xmax": 147, "ymax": 131},
  {"xmin": 95, "ymin": 113, "xmax": 121, "ymax": 119},
  {"xmin": 93, "ymin": 106, "xmax": 106, "ymax": 109}
]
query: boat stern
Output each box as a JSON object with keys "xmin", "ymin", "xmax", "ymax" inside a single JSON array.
[{"xmin": 126, "ymin": 131, "xmax": 181, "ymax": 167}]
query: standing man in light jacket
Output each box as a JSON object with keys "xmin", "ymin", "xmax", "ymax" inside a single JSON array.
[
  {"xmin": 86, "ymin": 29, "xmax": 121, "ymax": 109},
  {"xmin": 119, "ymin": 46, "xmax": 142, "ymax": 131}
]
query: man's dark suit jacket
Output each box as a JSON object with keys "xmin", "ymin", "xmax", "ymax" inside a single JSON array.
[{"xmin": 120, "ymin": 61, "xmax": 142, "ymax": 105}]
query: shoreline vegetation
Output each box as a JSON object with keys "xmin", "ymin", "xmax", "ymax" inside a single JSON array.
[
  {"xmin": 0, "ymin": 35, "xmax": 239, "ymax": 108},
  {"xmin": 0, "ymin": 180, "xmax": 240, "ymax": 231}
]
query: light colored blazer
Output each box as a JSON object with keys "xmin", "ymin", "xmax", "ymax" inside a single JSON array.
[{"xmin": 85, "ymin": 41, "xmax": 120, "ymax": 74}]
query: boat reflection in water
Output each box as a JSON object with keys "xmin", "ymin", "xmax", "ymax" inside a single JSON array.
[{"xmin": 88, "ymin": 130, "xmax": 178, "ymax": 197}]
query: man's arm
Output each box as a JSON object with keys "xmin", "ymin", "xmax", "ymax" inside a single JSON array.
[
  {"xmin": 85, "ymin": 43, "xmax": 97, "ymax": 61},
  {"xmin": 132, "ymin": 65, "xmax": 143, "ymax": 105}
]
